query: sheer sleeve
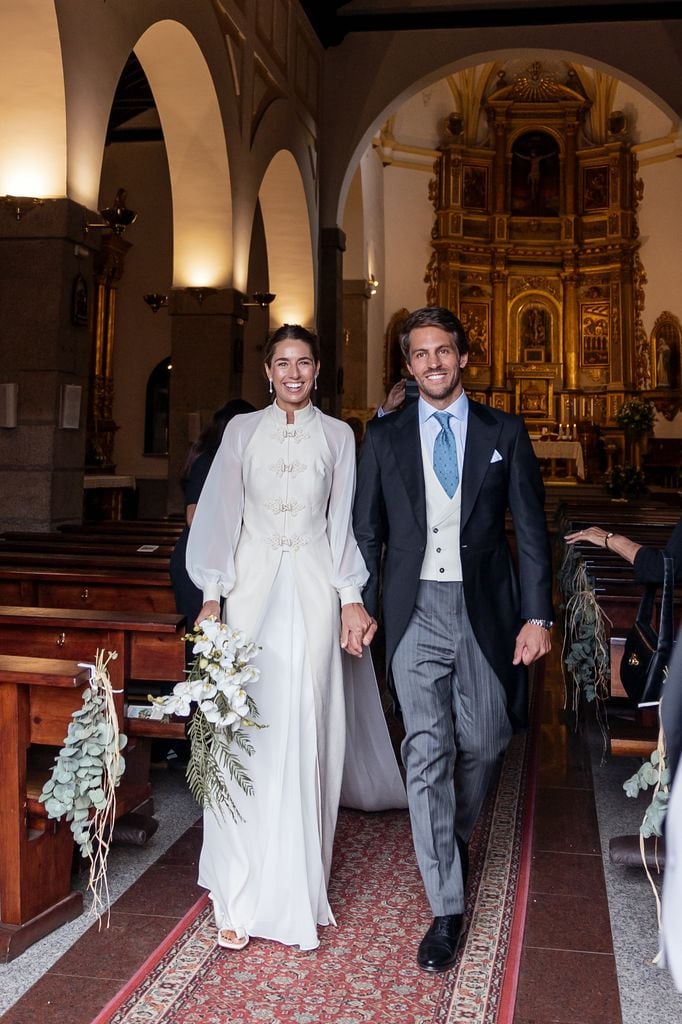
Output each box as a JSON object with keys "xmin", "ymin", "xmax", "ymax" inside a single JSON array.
[
  {"xmin": 185, "ymin": 414, "xmax": 256, "ymax": 603},
  {"xmin": 321, "ymin": 415, "xmax": 370, "ymax": 606}
]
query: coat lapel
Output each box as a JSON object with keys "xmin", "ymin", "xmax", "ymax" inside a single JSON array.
[
  {"xmin": 460, "ymin": 400, "xmax": 502, "ymax": 530},
  {"xmin": 389, "ymin": 401, "xmax": 427, "ymax": 534}
]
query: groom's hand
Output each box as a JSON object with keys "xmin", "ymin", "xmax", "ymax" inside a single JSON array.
[
  {"xmin": 513, "ymin": 622, "xmax": 551, "ymax": 666},
  {"xmin": 341, "ymin": 603, "xmax": 377, "ymax": 657}
]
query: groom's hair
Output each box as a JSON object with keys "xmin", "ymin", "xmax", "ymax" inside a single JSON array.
[{"xmin": 399, "ymin": 306, "xmax": 469, "ymax": 359}]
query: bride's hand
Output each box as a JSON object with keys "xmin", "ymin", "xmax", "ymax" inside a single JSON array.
[
  {"xmin": 195, "ymin": 600, "xmax": 220, "ymax": 627},
  {"xmin": 340, "ymin": 603, "xmax": 377, "ymax": 657}
]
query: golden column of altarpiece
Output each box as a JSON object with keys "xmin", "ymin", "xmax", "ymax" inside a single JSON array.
[{"xmin": 424, "ymin": 64, "xmax": 650, "ymax": 438}]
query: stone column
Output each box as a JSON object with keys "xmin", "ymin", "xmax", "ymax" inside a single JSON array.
[
  {"xmin": 0, "ymin": 198, "xmax": 91, "ymax": 530},
  {"xmin": 341, "ymin": 280, "xmax": 370, "ymax": 410},
  {"xmin": 166, "ymin": 288, "xmax": 241, "ymax": 514},
  {"xmin": 318, "ymin": 228, "xmax": 346, "ymax": 418}
]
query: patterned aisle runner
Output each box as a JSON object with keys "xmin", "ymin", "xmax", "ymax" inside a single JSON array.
[{"xmin": 96, "ymin": 724, "xmax": 534, "ymax": 1024}]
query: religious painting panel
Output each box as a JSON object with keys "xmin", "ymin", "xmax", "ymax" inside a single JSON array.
[
  {"xmin": 459, "ymin": 301, "xmax": 490, "ymax": 365},
  {"xmin": 510, "ymin": 131, "xmax": 560, "ymax": 217},
  {"xmin": 583, "ymin": 166, "xmax": 609, "ymax": 211},
  {"xmin": 520, "ymin": 306, "xmax": 550, "ymax": 362},
  {"xmin": 652, "ymin": 315, "xmax": 681, "ymax": 391},
  {"xmin": 580, "ymin": 301, "xmax": 610, "ymax": 366},
  {"xmin": 462, "ymin": 165, "xmax": 488, "ymax": 211}
]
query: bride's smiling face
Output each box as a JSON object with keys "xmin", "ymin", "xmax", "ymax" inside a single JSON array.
[{"xmin": 266, "ymin": 339, "xmax": 319, "ymax": 415}]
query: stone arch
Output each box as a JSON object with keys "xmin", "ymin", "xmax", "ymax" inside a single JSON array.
[
  {"xmin": 329, "ymin": 46, "xmax": 681, "ymax": 226},
  {"xmin": 257, "ymin": 149, "xmax": 315, "ymax": 328},
  {"xmin": 134, "ymin": 21, "xmax": 233, "ymax": 289},
  {"xmin": 0, "ymin": 0, "xmax": 66, "ymax": 196}
]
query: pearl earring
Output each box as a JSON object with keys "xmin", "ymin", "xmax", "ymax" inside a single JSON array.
[
  {"xmin": 314, "ymin": 374, "xmax": 318, "ymax": 391},
  {"xmin": 268, "ymin": 378, "xmax": 273, "ymax": 395}
]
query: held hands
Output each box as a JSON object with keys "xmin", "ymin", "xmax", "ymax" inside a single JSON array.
[
  {"xmin": 195, "ymin": 600, "xmax": 220, "ymax": 627},
  {"xmin": 340, "ymin": 602, "xmax": 378, "ymax": 657},
  {"xmin": 512, "ymin": 622, "xmax": 551, "ymax": 666}
]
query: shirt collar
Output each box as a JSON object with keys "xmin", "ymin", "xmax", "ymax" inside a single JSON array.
[{"xmin": 418, "ymin": 390, "xmax": 468, "ymax": 427}]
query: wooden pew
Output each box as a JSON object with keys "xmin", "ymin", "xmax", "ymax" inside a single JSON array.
[
  {"xmin": 0, "ymin": 565, "xmax": 176, "ymax": 613},
  {"xmin": 0, "ymin": 550, "xmax": 169, "ymax": 571},
  {"xmin": 0, "ymin": 655, "xmax": 155, "ymax": 961},
  {"xmin": 0, "ymin": 605, "xmax": 186, "ymax": 709},
  {"xmin": 60, "ymin": 520, "xmax": 184, "ymax": 540},
  {"xmin": 0, "ymin": 536, "xmax": 175, "ymax": 559},
  {"xmin": 0, "ymin": 603, "xmax": 189, "ymax": 793}
]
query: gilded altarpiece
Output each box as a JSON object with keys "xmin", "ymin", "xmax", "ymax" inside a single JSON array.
[{"xmin": 425, "ymin": 62, "xmax": 645, "ymax": 432}]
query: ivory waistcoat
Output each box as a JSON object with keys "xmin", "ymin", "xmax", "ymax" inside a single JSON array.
[{"xmin": 419, "ymin": 432, "xmax": 463, "ymax": 582}]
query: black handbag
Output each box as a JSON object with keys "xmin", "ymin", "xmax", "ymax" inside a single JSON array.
[{"xmin": 620, "ymin": 555, "xmax": 675, "ymax": 707}]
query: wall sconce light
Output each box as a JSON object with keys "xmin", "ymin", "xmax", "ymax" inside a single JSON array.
[
  {"xmin": 366, "ymin": 276, "xmax": 379, "ymax": 296},
  {"xmin": 186, "ymin": 286, "xmax": 218, "ymax": 305},
  {"xmin": 241, "ymin": 291, "xmax": 276, "ymax": 308},
  {"xmin": 143, "ymin": 293, "xmax": 168, "ymax": 313},
  {"xmin": 58, "ymin": 384, "xmax": 82, "ymax": 430},
  {"xmin": 1, "ymin": 196, "xmax": 44, "ymax": 221},
  {"xmin": 86, "ymin": 187, "xmax": 137, "ymax": 236}
]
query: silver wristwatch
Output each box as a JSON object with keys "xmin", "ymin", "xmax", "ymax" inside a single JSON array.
[{"xmin": 526, "ymin": 618, "xmax": 553, "ymax": 630}]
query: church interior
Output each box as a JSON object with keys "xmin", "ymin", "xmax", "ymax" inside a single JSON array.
[{"xmin": 1, "ymin": 2, "xmax": 682, "ymax": 1022}]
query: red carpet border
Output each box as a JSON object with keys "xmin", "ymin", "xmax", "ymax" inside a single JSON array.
[{"xmin": 95, "ymin": 722, "xmax": 535, "ymax": 1024}]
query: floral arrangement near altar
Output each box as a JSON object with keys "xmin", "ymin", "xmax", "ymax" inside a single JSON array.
[
  {"xmin": 152, "ymin": 617, "xmax": 263, "ymax": 821},
  {"xmin": 604, "ymin": 463, "xmax": 647, "ymax": 500},
  {"xmin": 615, "ymin": 397, "xmax": 655, "ymax": 437}
]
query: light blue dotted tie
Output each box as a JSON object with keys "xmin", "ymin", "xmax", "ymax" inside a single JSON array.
[{"xmin": 432, "ymin": 411, "xmax": 459, "ymax": 498}]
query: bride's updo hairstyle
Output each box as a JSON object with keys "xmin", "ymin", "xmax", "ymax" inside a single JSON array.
[{"xmin": 263, "ymin": 324, "xmax": 320, "ymax": 366}]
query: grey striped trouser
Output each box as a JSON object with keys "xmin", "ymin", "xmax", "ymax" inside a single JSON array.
[{"xmin": 391, "ymin": 579, "xmax": 512, "ymax": 915}]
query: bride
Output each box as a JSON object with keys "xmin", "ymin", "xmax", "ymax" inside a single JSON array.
[{"xmin": 187, "ymin": 323, "xmax": 406, "ymax": 952}]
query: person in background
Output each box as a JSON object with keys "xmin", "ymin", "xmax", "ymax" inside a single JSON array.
[
  {"xmin": 565, "ymin": 514, "xmax": 681, "ymax": 777},
  {"xmin": 661, "ymin": 622, "xmax": 682, "ymax": 988},
  {"xmin": 354, "ymin": 305, "xmax": 553, "ymax": 973},
  {"xmin": 170, "ymin": 399, "xmax": 255, "ymax": 629},
  {"xmin": 186, "ymin": 323, "xmax": 405, "ymax": 953},
  {"xmin": 564, "ymin": 516, "xmax": 682, "ymax": 586},
  {"xmin": 379, "ymin": 377, "xmax": 407, "ymax": 414}
]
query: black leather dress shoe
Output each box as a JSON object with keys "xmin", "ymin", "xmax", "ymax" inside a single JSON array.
[{"xmin": 416, "ymin": 914, "xmax": 465, "ymax": 972}]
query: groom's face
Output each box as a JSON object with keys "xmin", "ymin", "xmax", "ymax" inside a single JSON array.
[{"xmin": 406, "ymin": 326, "xmax": 468, "ymax": 409}]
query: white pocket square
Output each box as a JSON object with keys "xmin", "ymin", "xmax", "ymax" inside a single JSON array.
[{"xmin": 490, "ymin": 449, "xmax": 503, "ymax": 463}]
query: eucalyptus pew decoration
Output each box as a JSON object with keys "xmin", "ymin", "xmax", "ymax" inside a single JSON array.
[
  {"xmin": 39, "ymin": 649, "xmax": 126, "ymax": 921},
  {"xmin": 560, "ymin": 550, "xmax": 610, "ymax": 748},
  {"xmin": 623, "ymin": 701, "xmax": 670, "ymax": 947},
  {"xmin": 151, "ymin": 617, "xmax": 263, "ymax": 822}
]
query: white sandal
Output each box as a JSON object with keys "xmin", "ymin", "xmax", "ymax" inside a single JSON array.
[{"xmin": 217, "ymin": 928, "xmax": 249, "ymax": 950}]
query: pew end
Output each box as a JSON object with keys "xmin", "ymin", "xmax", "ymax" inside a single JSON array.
[{"xmin": 0, "ymin": 655, "xmax": 161, "ymax": 962}]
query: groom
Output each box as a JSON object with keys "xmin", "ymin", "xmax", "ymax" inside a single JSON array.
[{"xmin": 354, "ymin": 306, "xmax": 553, "ymax": 972}]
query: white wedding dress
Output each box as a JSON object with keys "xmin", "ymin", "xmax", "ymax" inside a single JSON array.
[{"xmin": 186, "ymin": 401, "xmax": 406, "ymax": 950}]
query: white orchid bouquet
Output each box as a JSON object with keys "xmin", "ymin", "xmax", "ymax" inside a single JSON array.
[{"xmin": 152, "ymin": 617, "xmax": 263, "ymax": 821}]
